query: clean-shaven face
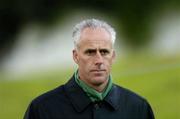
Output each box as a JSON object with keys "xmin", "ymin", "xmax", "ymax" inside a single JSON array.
[{"xmin": 73, "ymin": 27, "xmax": 116, "ymax": 88}]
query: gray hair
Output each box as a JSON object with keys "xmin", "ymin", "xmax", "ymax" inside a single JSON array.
[{"xmin": 72, "ymin": 19, "xmax": 116, "ymax": 49}]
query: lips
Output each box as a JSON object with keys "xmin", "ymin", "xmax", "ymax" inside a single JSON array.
[{"xmin": 90, "ymin": 69, "xmax": 106, "ymax": 72}]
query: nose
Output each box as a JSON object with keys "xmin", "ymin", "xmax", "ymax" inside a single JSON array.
[{"xmin": 94, "ymin": 51, "xmax": 103, "ymax": 65}]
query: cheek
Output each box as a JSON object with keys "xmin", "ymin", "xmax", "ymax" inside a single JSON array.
[
  {"xmin": 104, "ymin": 57, "xmax": 113, "ymax": 65},
  {"xmin": 79, "ymin": 58, "xmax": 92, "ymax": 68}
]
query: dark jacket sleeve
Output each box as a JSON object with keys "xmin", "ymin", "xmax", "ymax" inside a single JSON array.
[
  {"xmin": 23, "ymin": 101, "xmax": 39, "ymax": 119},
  {"xmin": 143, "ymin": 100, "xmax": 155, "ymax": 119}
]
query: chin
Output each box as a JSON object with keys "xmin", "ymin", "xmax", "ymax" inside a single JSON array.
[{"xmin": 92, "ymin": 76, "xmax": 108, "ymax": 85}]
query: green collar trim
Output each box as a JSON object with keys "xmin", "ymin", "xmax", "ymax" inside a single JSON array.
[{"xmin": 74, "ymin": 70, "xmax": 113, "ymax": 102}]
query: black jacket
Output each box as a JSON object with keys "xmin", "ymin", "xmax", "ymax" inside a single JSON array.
[{"xmin": 24, "ymin": 75, "xmax": 155, "ymax": 119}]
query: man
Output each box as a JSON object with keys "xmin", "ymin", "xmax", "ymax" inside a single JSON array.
[{"xmin": 24, "ymin": 19, "xmax": 155, "ymax": 119}]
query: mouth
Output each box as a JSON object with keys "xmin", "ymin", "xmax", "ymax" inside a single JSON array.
[
  {"xmin": 90, "ymin": 69, "xmax": 106, "ymax": 72},
  {"xmin": 90, "ymin": 70, "xmax": 106, "ymax": 77}
]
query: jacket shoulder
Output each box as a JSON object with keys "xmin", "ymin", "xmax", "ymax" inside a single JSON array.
[
  {"xmin": 30, "ymin": 85, "xmax": 66, "ymax": 106},
  {"xmin": 113, "ymin": 84, "xmax": 147, "ymax": 104},
  {"xmin": 110, "ymin": 84, "xmax": 155, "ymax": 119},
  {"xmin": 24, "ymin": 85, "xmax": 67, "ymax": 119}
]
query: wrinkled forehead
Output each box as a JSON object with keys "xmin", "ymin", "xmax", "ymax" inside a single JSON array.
[{"xmin": 78, "ymin": 37, "xmax": 113, "ymax": 51}]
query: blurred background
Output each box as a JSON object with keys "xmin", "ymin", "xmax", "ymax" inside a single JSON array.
[{"xmin": 0, "ymin": 0, "xmax": 180, "ymax": 119}]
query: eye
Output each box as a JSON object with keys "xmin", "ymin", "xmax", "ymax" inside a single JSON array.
[
  {"xmin": 85, "ymin": 49, "xmax": 96, "ymax": 56},
  {"xmin": 100, "ymin": 49, "xmax": 110, "ymax": 56}
]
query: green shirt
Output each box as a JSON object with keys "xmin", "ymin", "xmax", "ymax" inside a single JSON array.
[{"xmin": 74, "ymin": 70, "xmax": 113, "ymax": 102}]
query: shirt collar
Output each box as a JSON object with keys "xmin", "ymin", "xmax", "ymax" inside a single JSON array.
[{"xmin": 74, "ymin": 70, "xmax": 113, "ymax": 102}]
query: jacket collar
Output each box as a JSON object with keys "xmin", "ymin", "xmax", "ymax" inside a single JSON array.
[
  {"xmin": 104, "ymin": 85, "xmax": 122, "ymax": 110},
  {"xmin": 64, "ymin": 75, "xmax": 121, "ymax": 112},
  {"xmin": 64, "ymin": 75, "xmax": 91, "ymax": 112}
]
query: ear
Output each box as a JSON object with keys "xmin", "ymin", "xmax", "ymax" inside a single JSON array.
[
  {"xmin": 73, "ymin": 49, "xmax": 79, "ymax": 64},
  {"xmin": 112, "ymin": 50, "xmax": 116, "ymax": 63}
]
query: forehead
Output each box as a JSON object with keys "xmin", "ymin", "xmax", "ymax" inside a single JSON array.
[
  {"xmin": 78, "ymin": 27, "xmax": 112, "ymax": 49},
  {"xmin": 80, "ymin": 27, "xmax": 111, "ymax": 40}
]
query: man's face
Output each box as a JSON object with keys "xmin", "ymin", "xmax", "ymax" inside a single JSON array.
[{"xmin": 73, "ymin": 27, "xmax": 116, "ymax": 87}]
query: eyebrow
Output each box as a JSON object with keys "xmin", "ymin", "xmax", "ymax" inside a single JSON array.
[
  {"xmin": 84, "ymin": 48, "xmax": 111, "ymax": 53},
  {"xmin": 84, "ymin": 49, "xmax": 96, "ymax": 53},
  {"xmin": 100, "ymin": 49, "xmax": 110, "ymax": 52}
]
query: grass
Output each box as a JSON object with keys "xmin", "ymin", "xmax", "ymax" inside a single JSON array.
[{"xmin": 0, "ymin": 55, "xmax": 180, "ymax": 119}]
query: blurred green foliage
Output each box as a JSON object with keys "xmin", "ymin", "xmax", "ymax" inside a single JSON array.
[
  {"xmin": 1, "ymin": 0, "xmax": 180, "ymax": 55},
  {"xmin": 0, "ymin": 54, "xmax": 180, "ymax": 119}
]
